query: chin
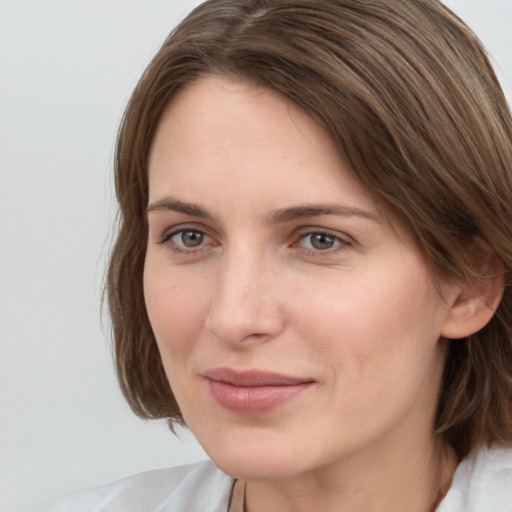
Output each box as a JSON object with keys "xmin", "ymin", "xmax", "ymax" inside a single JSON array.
[
  {"xmin": 213, "ymin": 455, "xmax": 301, "ymax": 481},
  {"xmin": 201, "ymin": 436, "xmax": 307, "ymax": 481}
]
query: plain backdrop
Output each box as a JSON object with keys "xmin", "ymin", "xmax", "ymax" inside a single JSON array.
[{"xmin": 0, "ymin": 1, "xmax": 511, "ymax": 511}]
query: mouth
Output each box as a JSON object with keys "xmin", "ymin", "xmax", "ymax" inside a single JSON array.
[{"xmin": 203, "ymin": 367, "xmax": 315, "ymax": 415}]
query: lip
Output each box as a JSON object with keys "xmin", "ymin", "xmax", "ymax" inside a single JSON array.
[{"xmin": 203, "ymin": 367, "xmax": 315, "ymax": 415}]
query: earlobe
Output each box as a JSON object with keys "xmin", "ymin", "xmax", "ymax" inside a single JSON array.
[{"xmin": 440, "ymin": 240, "xmax": 504, "ymax": 340}]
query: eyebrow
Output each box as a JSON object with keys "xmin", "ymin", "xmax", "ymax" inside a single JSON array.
[
  {"xmin": 147, "ymin": 198, "xmax": 214, "ymax": 219},
  {"xmin": 268, "ymin": 204, "xmax": 379, "ymax": 223},
  {"xmin": 147, "ymin": 197, "xmax": 378, "ymax": 223}
]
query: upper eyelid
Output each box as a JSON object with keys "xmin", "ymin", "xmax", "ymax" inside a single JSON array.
[
  {"xmin": 296, "ymin": 226, "xmax": 347, "ymax": 236},
  {"xmin": 159, "ymin": 222, "xmax": 212, "ymax": 237},
  {"xmin": 295, "ymin": 231, "xmax": 351, "ymax": 249},
  {"xmin": 295, "ymin": 226, "xmax": 353, "ymax": 242},
  {"xmin": 298, "ymin": 231, "xmax": 346, "ymax": 242},
  {"xmin": 161, "ymin": 226, "xmax": 211, "ymax": 243}
]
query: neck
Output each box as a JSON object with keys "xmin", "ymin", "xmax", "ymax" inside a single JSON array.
[{"xmin": 244, "ymin": 436, "xmax": 458, "ymax": 512}]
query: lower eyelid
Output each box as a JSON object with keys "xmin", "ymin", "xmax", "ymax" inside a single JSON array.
[
  {"xmin": 162, "ymin": 228, "xmax": 221, "ymax": 256},
  {"xmin": 293, "ymin": 231, "xmax": 353, "ymax": 257}
]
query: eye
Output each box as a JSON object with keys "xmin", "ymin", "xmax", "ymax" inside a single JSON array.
[
  {"xmin": 164, "ymin": 228, "xmax": 214, "ymax": 251},
  {"xmin": 297, "ymin": 231, "xmax": 348, "ymax": 252}
]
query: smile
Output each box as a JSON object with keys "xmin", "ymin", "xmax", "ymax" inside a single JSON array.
[{"xmin": 203, "ymin": 368, "xmax": 315, "ymax": 415}]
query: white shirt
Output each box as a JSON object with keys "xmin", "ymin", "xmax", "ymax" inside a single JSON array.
[
  {"xmin": 437, "ymin": 445, "xmax": 512, "ymax": 511},
  {"xmin": 35, "ymin": 461, "xmax": 235, "ymax": 512},
  {"xmin": 36, "ymin": 445, "xmax": 512, "ymax": 512}
]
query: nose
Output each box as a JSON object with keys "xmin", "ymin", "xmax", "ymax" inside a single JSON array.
[{"xmin": 204, "ymin": 248, "xmax": 286, "ymax": 347}]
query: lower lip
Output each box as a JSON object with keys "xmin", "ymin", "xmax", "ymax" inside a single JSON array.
[{"xmin": 207, "ymin": 380, "xmax": 313, "ymax": 415}]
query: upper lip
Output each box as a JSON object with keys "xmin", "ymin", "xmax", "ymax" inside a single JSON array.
[{"xmin": 203, "ymin": 367, "xmax": 314, "ymax": 387}]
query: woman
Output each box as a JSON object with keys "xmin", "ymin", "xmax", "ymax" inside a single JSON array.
[{"xmin": 40, "ymin": 0, "xmax": 512, "ymax": 510}]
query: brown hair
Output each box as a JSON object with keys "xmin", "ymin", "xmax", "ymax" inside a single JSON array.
[{"xmin": 107, "ymin": 0, "xmax": 512, "ymax": 457}]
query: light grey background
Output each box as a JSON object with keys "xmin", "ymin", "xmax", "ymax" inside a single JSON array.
[{"xmin": 0, "ymin": 1, "xmax": 510, "ymax": 511}]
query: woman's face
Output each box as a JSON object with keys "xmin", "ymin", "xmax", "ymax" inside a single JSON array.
[{"xmin": 144, "ymin": 77, "xmax": 458, "ymax": 480}]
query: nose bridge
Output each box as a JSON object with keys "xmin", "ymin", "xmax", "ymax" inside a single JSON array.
[{"xmin": 205, "ymin": 241, "xmax": 283, "ymax": 345}]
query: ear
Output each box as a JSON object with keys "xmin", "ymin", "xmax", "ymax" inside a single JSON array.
[{"xmin": 441, "ymin": 239, "xmax": 504, "ymax": 340}]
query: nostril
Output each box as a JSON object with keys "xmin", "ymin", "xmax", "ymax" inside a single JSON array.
[{"xmin": 204, "ymin": 299, "xmax": 285, "ymax": 347}]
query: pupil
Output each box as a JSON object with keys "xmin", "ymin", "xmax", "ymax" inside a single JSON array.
[
  {"xmin": 311, "ymin": 233, "xmax": 334, "ymax": 250},
  {"xmin": 182, "ymin": 231, "xmax": 204, "ymax": 247}
]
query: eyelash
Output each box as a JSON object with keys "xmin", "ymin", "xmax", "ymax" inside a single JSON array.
[
  {"xmin": 159, "ymin": 228, "xmax": 215, "ymax": 254},
  {"xmin": 159, "ymin": 227, "xmax": 351, "ymax": 256},
  {"xmin": 295, "ymin": 230, "xmax": 351, "ymax": 255}
]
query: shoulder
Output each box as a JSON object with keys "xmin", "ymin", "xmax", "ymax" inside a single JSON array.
[
  {"xmin": 438, "ymin": 444, "xmax": 512, "ymax": 512},
  {"xmin": 35, "ymin": 459, "xmax": 235, "ymax": 512}
]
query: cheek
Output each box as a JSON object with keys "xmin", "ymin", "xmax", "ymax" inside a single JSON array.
[
  {"xmin": 294, "ymin": 266, "xmax": 444, "ymax": 384},
  {"xmin": 143, "ymin": 264, "xmax": 211, "ymax": 365}
]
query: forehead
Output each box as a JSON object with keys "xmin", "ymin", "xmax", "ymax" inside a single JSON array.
[
  {"xmin": 148, "ymin": 76, "xmax": 375, "ymax": 209},
  {"xmin": 150, "ymin": 76, "xmax": 328, "ymax": 175}
]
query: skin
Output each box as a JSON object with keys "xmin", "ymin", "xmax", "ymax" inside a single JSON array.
[{"xmin": 144, "ymin": 77, "xmax": 462, "ymax": 512}]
